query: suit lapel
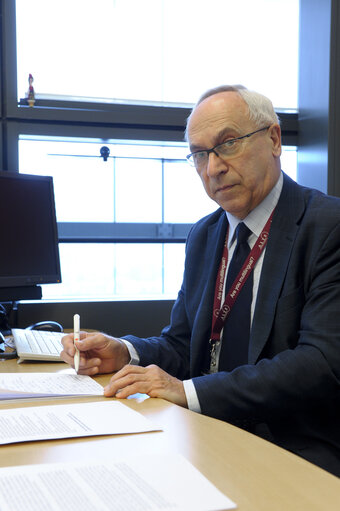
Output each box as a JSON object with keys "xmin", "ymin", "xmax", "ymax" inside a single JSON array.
[
  {"xmin": 190, "ymin": 211, "xmax": 228, "ymax": 375},
  {"xmin": 249, "ymin": 174, "xmax": 306, "ymax": 364}
]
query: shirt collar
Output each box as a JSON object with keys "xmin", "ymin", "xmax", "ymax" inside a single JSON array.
[{"xmin": 225, "ymin": 172, "xmax": 283, "ymax": 247}]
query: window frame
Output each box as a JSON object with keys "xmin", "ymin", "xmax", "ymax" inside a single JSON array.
[{"xmin": 1, "ymin": 0, "xmax": 298, "ymax": 248}]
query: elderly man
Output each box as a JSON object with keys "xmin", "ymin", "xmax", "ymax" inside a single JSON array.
[{"xmin": 61, "ymin": 85, "xmax": 340, "ymax": 476}]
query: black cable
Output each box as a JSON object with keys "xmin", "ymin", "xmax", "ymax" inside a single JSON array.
[{"xmin": 0, "ymin": 349, "xmax": 17, "ymax": 359}]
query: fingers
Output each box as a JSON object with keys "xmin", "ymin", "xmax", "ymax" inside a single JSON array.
[
  {"xmin": 104, "ymin": 365, "xmax": 148, "ymax": 397},
  {"xmin": 60, "ymin": 331, "xmax": 126, "ymax": 375},
  {"xmin": 61, "ymin": 332, "xmax": 77, "ymax": 355},
  {"xmin": 73, "ymin": 331, "xmax": 103, "ymax": 352},
  {"xmin": 75, "ymin": 356, "xmax": 102, "ymax": 376},
  {"xmin": 60, "ymin": 346, "xmax": 100, "ymax": 376},
  {"xmin": 60, "ymin": 333, "xmax": 76, "ymax": 366},
  {"xmin": 104, "ymin": 365, "xmax": 188, "ymax": 407},
  {"xmin": 62, "ymin": 351, "xmax": 103, "ymax": 376},
  {"xmin": 60, "ymin": 331, "xmax": 100, "ymax": 372},
  {"xmin": 61, "ymin": 331, "xmax": 106, "ymax": 359}
]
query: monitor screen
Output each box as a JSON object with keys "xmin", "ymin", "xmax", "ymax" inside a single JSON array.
[{"xmin": 0, "ymin": 171, "xmax": 61, "ymax": 300}]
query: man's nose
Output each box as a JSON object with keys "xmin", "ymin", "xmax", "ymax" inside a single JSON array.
[{"xmin": 206, "ymin": 150, "xmax": 227, "ymax": 177}]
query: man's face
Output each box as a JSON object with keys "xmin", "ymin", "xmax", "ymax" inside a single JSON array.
[{"xmin": 187, "ymin": 91, "xmax": 282, "ymax": 219}]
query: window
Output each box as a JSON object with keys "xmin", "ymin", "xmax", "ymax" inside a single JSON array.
[
  {"xmin": 16, "ymin": 0, "xmax": 299, "ymax": 108},
  {"xmin": 18, "ymin": 138, "xmax": 216, "ymax": 224},
  {"xmin": 18, "ymin": 136, "xmax": 216, "ymax": 299},
  {"xmin": 19, "ymin": 137, "xmax": 297, "ymax": 299},
  {"xmin": 1, "ymin": 0, "xmax": 299, "ymax": 301}
]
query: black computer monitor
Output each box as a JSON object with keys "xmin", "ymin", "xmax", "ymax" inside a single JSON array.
[{"xmin": 0, "ymin": 171, "xmax": 61, "ymax": 303}]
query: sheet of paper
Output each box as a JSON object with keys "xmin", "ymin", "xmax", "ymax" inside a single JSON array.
[
  {"xmin": 0, "ymin": 453, "xmax": 236, "ymax": 511},
  {"xmin": 0, "ymin": 373, "xmax": 103, "ymax": 400},
  {"xmin": 0, "ymin": 401, "xmax": 161, "ymax": 444}
]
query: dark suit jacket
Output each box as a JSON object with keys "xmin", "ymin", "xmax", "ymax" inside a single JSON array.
[{"xmin": 124, "ymin": 173, "xmax": 340, "ymax": 476}]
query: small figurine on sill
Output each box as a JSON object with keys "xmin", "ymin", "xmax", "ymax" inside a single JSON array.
[{"xmin": 27, "ymin": 73, "xmax": 35, "ymax": 107}]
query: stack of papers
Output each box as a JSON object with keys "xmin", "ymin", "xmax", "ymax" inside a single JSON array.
[
  {"xmin": 0, "ymin": 453, "xmax": 237, "ymax": 511},
  {"xmin": 0, "ymin": 372, "xmax": 238, "ymax": 510},
  {"xmin": 0, "ymin": 401, "xmax": 161, "ymax": 444},
  {"xmin": 0, "ymin": 373, "xmax": 103, "ymax": 400}
]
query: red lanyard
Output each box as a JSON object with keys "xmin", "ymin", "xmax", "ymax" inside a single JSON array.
[{"xmin": 209, "ymin": 211, "xmax": 274, "ymax": 356}]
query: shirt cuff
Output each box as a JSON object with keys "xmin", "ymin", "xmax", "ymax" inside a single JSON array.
[
  {"xmin": 120, "ymin": 339, "xmax": 140, "ymax": 365},
  {"xmin": 183, "ymin": 379, "xmax": 201, "ymax": 413}
]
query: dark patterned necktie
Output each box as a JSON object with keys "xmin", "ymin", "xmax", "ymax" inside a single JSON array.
[{"xmin": 218, "ymin": 222, "xmax": 253, "ymax": 371}]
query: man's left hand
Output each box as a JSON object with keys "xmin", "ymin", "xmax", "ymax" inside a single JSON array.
[{"xmin": 104, "ymin": 364, "xmax": 188, "ymax": 408}]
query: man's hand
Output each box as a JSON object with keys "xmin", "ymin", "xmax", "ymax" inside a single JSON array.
[
  {"xmin": 61, "ymin": 331, "xmax": 130, "ymax": 375},
  {"xmin": 104, "ymin": 364, "xmax": 188, "ymax": 408}
]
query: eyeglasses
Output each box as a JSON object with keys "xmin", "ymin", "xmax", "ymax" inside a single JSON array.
[{"xmin": 186, "ymin": 126, "xmax": 270, "ymax": 170}]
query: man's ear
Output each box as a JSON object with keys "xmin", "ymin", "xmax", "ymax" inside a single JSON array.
[{"xmin": 269, "ymin": 124, "xmax": 282, "ymax": 157}]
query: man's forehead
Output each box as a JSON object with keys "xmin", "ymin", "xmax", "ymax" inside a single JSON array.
[{"xmin": 187, "ymin": 91, "xmax": 249, "ymax": 142}]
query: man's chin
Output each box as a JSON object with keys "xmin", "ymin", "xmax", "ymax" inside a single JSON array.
[{"xmin": 216, "ymin": 200, "xmax": 248, "ymax": 219}]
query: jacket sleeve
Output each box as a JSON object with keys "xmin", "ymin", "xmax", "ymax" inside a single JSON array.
[
  {"xmin": 122, "ymin": 285, "xmax": 192, "ymax": 380},
  {"xmin": 122, "ymin": 208, "xmax": 224, "ymax": 380}
]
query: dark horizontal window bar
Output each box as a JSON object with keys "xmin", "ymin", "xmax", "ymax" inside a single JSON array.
[{"xmin": 58, "ymin": 222, "xmax": 192, "ymax": 242}]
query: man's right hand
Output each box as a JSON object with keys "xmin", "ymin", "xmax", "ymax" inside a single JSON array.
[{"xmin": 61, "ymin": 331, "xmax": 130, "ymax": 376}]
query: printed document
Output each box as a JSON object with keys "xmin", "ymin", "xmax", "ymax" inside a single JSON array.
[
  {"xmin": 0, "ymin": 453, "xmax": 237, "ymax": 511},
  {"xmin": 0, "ymin": 401, "xmax": 161, "ymax": 444},
  {"xmin": 0, "ymin": 373, "xmax": 103, "ymax": 400}
]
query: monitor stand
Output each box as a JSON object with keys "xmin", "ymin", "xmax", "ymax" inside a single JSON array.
[
  {"xmin": 0, "ymin": 286, "xmax": 42, "ymax": 302},
  {"xmin": 0, "ymin": 286, "xmax": 42, "ymax": 335}
]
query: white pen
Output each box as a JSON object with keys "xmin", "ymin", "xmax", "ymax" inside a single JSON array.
[{"xmin": 73, "ymin": 314, "xmax": 80, "ymax": 373}]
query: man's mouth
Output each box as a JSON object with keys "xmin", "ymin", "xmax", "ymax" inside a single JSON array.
[{"xmin": 215, "ymin": 183, "xmax": 236, "ymax": 193}]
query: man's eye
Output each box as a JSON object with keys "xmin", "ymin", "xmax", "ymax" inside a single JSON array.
[
  {"xmin": 193, "ymin": 151, "xmax": 206, "ymax": 162},
  {"xmin": 224, "ymin": 139, "xmax": 237, "ymax": 147}
]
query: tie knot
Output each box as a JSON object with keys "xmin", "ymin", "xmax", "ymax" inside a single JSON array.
[{"xmin": 236, "ymin": 222, "xmax": 251, "ymax": 244}]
